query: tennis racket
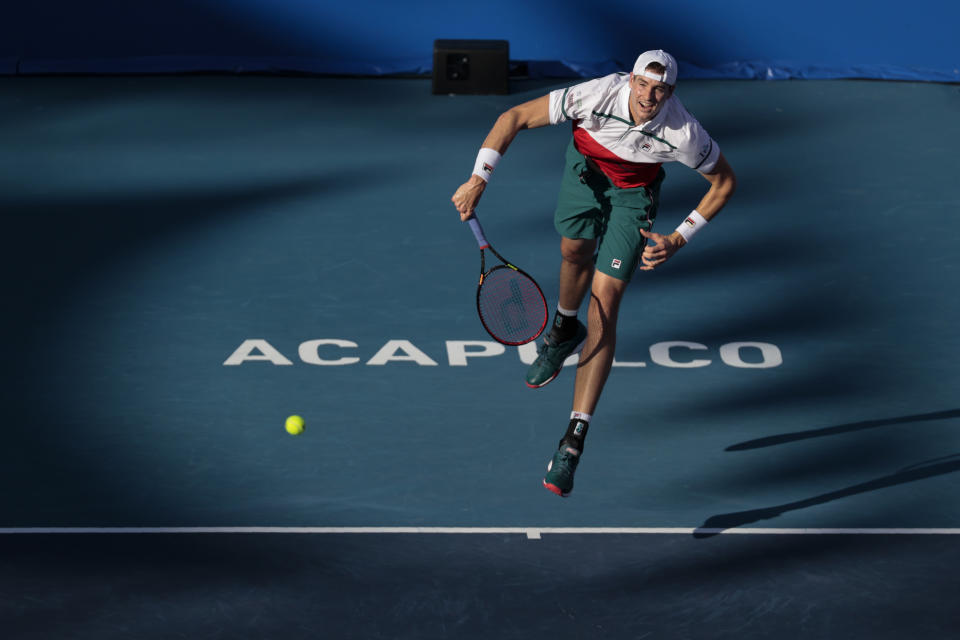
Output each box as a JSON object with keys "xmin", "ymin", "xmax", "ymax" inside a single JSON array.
[{"xmin": 465, "ymin": 214, "xmax": 548, "ymax": 345}]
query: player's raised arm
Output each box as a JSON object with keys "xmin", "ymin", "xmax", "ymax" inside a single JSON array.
[
  {"xmin": 451, "ymin": 95, "xmax": 552, "ymax": 220},
  {"xmin": 479, "ymin": 94, "xmax": 553, "ymax": 154}
]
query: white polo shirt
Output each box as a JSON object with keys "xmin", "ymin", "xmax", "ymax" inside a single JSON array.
[{"xmin": 548, "ymin": 73, "xmax": 721, "ymax": 188}]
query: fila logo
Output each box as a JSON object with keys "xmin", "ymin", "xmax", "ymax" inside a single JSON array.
[
  {"xmin": 641, "ymin": 142, "xmax": 653, "ymax": 152},
  {"xmin": 482, "ymin": 163, "xmax": 494, "ymax": 174},
  {"xmin": 683, "ymin": 217, "xmax": 697, "ymax": 228},
  {"xmin": 611, "ymin": 258, "xmax": 622, "ymax": 269}
]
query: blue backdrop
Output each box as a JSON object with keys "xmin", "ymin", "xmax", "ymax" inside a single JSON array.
[{"xmin": 4, "ymin": 0, "xmax": 958, "ymax": 80}]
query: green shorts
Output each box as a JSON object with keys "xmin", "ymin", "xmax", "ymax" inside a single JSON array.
[{"xmin": 554, "ymin": 139, "xmax": 665, "ymax": 282}]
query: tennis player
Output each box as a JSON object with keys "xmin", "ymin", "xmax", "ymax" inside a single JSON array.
[{"xmin": 452, "ymin": 50, "xmax": 736, "ymax": 497}]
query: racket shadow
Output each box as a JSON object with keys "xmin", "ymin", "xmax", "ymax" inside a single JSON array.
[{"xmin": 725, "ymin": 409, "xmax": 960, "ymax": 452}]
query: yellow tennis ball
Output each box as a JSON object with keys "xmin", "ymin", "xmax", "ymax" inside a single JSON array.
[{"xmin": 285, "ymin": 415, "xmax": 305, "ymax": 435}]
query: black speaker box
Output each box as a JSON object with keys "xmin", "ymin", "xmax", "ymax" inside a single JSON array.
[{"xmin": 432, "ymin": 39, "xmax": 509, "ymax": 95}]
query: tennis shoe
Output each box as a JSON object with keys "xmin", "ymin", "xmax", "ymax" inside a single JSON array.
[
  {"xmin": 543, "ymin": 444, "xmax": 580, "ymax": 497},
  {"xmin": 524, "ymin": 321, "xmax": 587, "ymax": 388}
]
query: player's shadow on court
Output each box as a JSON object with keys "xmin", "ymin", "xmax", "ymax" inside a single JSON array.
[
  {"xmin": 693, "ymin": 455, "xmax": 960, "ymax": 538},
  {"xmin": 693, "ymin": 409, "xmax": 960, "ymax": 538}
]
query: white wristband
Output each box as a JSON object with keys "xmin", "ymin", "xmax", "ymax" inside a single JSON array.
[
  {"xmin": 472, "ymin": 148, "xmax": 502, "ymax": 182},
  {"xmin": 675, "ymin": 210, "xmax": 708, "ymax": 242}
]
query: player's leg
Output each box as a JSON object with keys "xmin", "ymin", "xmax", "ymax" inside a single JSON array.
[
  {"xmin": 567, "ymin": 173, "xmax": 661, "ymax": 427},
  {"xmin": 556, "ymin": 236, "xmax": 595, "ymax": 314},
  {"xmin": 526, "ymin": 141, "xmax": 603, "ymax": 389},
  {"xmin": 543, "ymin": 271, "xmax": 627, "ymax": 497},
  {"xmin": 524, "ymin": 237, "xmax": 593, "ymax": 389},
  {"xmin": 544, "ymin": 177, "xmax": 661, "ymax": 497},
  {"xmin": 548, "ymin": 235, "xmax": 595, "ymax": 343},
  {"xmin": 571, "ymin": 271, "xmax": 628, "ymax": 416}
]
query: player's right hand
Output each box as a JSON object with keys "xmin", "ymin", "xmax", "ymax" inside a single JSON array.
[{"xmin": 451, "ymin": 176, "xmax": 487, "ymax": 221}]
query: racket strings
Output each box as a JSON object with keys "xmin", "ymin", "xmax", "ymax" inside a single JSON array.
[{"xmin": 477, "ymin": 267, "xmax": 547, "ymax": 344}]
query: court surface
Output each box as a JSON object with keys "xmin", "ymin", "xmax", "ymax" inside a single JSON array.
[{"xmin": 1, "ymin": 75, "xmax": 958, "ymax": 638}]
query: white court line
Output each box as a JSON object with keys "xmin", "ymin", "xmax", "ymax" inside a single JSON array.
[{"xmin": 2, "ymin": 527, "xmax": 960, "ymax": 539}]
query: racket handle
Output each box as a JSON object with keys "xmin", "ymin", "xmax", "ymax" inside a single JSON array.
[{"xmin": 466, "ymin": 215, "xmax": 490, "ymax": 249}]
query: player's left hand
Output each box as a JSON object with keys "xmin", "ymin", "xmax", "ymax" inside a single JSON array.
[{"xmin": 639, "ymin": 229, "xmax": 683, "ymax": 271}]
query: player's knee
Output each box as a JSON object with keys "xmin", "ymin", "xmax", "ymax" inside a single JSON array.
[
  {"xmin": 590, "ymin": 273, "xmax": 627, "ymax": 312},
  {"xmin": 560, "ymin": 238, "xmax": 595, "ymax": 265}
]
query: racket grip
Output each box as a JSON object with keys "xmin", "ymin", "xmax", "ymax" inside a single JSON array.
[{"xmin": 466, "ymin": 216, "xmax": 489, "ymax": 249}]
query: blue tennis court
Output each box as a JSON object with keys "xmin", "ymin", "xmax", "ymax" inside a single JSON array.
[{"xmin": 1, "ymin": 72, "xmax": 958, "ymax": 637}]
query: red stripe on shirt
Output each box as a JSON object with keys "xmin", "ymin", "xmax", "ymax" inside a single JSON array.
[{"xmin": 572, "ymin": 126, "xmax": 662, "ymax": 188}]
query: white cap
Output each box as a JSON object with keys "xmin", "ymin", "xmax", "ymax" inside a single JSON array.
[{"xmin": 632, "ymin": 50, "xmax": 678, "ymax": 86}]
